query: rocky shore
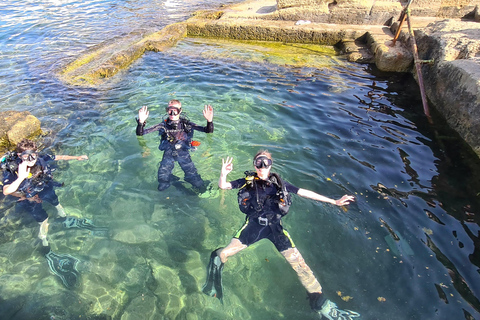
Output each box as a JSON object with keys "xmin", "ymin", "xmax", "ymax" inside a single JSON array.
[{"xmin": 57, "ymin": 0, "xmax": 480, "ymax": 157}]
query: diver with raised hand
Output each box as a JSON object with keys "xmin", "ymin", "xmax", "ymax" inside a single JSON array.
[
  {"xmin": 202, "ymin": 150, "xmax": 360, "ymax": 319},
  {"xmin": 136, "ymin": 100, "xmax": 214, "ymax": 192},
  {"xmin": 1, "ymin": 139, "xmax": 90, "ymax": 288}
]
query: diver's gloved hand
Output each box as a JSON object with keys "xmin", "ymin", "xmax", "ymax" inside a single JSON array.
[{"xmin": 308, "ymin": 292, "xmax": 360, "ymax": 320}]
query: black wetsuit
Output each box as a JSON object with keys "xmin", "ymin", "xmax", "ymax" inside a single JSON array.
[
  {"xmin": 2, "ymin": 154, "xmax": 60, "ymax": 222},
  {"xmin": 136, "ymin": 116, "xmax": 213, "ymax": 191},
  {"xmin": 230, "ymin": 175, "xmax": 299, "ymax": 252}
]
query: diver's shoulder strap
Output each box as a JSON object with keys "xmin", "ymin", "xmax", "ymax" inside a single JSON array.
[{"xmin": 0, "ymin": 152, "xmax": 19, "ymax": 174}]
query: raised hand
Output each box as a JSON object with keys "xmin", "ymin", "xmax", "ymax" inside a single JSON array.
[
  {"xmin": 221, "ymin": 156, "xmax": 233, "ymax": 176},
  {"xmin": 138, "ymin": 106, "xmax": 149, "ymax": 124},
  {"xmin": 17, "ymin": 161, "xmax": 31, "ymax": 181},
  {"xmin": 203, "ymin": 105, "xmax": 213, "ymax": 122}
]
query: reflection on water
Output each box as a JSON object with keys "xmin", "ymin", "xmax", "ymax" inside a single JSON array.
[{"xmin": 1, "ymin": 1, "xmax": 480, "ymax": 319}]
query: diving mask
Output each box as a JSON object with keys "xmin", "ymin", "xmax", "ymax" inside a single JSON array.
[
  {"xmin": 254, "ymin": 156, "xmax": 272, "ymax": 169},
  {"xmin": 166, "ymin": 106, "xmax": 181, "ymax": 116},
  {"xmin": 20, "ymin": 150, "xmax": 38, "ymax": 162}
]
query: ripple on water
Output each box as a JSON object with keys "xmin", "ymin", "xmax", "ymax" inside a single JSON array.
[{"xmin": 1, "ymin": 1, "xmax": 480, "ymax": 319}]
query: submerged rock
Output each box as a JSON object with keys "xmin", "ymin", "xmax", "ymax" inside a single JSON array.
[
  {"xmin": 59, "ymin": 24, "xmax": 187, "ymax": 86},
  {"xmin": 0, "ymin": 111, "xmax": 41, "ymax": 151},
  {"xmin": 113, "ymin": 224, "xmax": 161, "ymax": 244}
]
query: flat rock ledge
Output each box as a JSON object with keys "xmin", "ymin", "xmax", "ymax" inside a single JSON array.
[{"xmin": 58, "ymin": 0, "xmax": 480, "ymax": 157}]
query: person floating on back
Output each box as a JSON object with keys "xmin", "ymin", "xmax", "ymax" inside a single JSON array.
[
  {"xmin": 136, "ymin": 100, "xmax": 214, "ymax": 192},
  {"xmin": 202, "ymin": 150, "xmax": 360, "ymax": 319}
]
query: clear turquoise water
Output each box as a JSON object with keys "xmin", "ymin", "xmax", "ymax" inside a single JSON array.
[{"xmin": 1, "ymin": 1, "xmax": 480, "ymax": 319}]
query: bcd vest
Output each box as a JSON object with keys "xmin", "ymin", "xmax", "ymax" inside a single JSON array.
[
  {"xmin": 159, "ymin": 116, "xmax": 193, "ymax": 150},
  {"xmin": 237, "ymin": 171, "xmax": 292, "ymax": 223},
  {"xmin": 0, "ymin": 153, "xmax": 58, "ymax": 196}
]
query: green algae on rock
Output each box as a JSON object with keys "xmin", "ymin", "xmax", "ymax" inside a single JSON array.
[{"xmin": 170, "ymin": 37, "xmax": 340, "ymax": 69}]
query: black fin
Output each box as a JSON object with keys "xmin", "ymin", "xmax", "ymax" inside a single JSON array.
[
  {"xmin": 45, "ymin": 251, "xmax": 80, "ymax": 288},
  {"xmin": 202, "ymin": 250, "xmax": 224, "ymax": 304}
]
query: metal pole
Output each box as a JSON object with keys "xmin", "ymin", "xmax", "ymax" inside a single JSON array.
[
  {"xmin": 406, "ymin": 8, "xmax": 431, "ymax": 121},
  {"xmin": 392, "ymin": 12, "xmax": 406, "ymax": 46},
  {"xmin": 392, "ymin": 0, "xmax": 414, "ymax": 46}
]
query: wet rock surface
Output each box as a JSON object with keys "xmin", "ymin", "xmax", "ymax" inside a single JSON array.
[{"xmin": 415, "ymin": 19, "xmax": 480, "ymax": 155}]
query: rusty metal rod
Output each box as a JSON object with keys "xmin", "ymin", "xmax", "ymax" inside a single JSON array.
[
  {"xmin": 406, "ymin": 8, "xmax": 431, "ymax": 120},
  {"xmin": 392, "ymin": 0, "xmax": 414, "ymax": 46},
  {"xmin": 392, "ymin": 12, "xmax": 406, "ymax": 46}
]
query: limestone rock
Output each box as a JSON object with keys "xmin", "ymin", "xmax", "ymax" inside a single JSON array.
[
  {"xmin": 372, "ymin": 39, "xmax": 413, "ymax": 72},
  {"xmin": 409, "ymin": 0, "xmax": 479, "ymax": 18},
  {"xmin": 277, "ymin": 0, "xmax": 330, "ymax": 9},
  {"xmin": 60, "ymin": 25, "xmax": 187, "ymax": 86},
  {"xmin": 276, "ymin": 0, "xmax": 403, "ymax": 24},
  {"xmin": 416, "ymin": 19, "xmax": 480, "ymax": 156},
  {"xmin": 0, "ymin": 111, "xmax": 41, "ymax": 151},
  {"xmin": 418, "ymin": 20, "xmax": 480, "ymax": 62},
  {"xmin": 276, "ymin": 0, "xmax": 479, "ymax": 22}
]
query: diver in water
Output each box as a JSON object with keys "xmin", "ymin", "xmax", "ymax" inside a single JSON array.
[
  {"xmin": 136, "ymin": 100, "xmax": 214, "ymax": 192},
  {"xmin": 1, "ymin": 139, "xmax": 91, "ymax": 288},
  {"xmin": 202, "ymin": 150, "xmax": 360, "ymax": 319}
]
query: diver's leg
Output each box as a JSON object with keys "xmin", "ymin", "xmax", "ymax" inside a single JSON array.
[
  {"xmin": 55, "ymin": 204, "xmax": 66, "ymax": 217},
  {"xmin": 39, "ymin": 186, "xmax": 65, "ymax": 217},
  {"xmin": 217, "ymin": 238, "xmax": 248, "ymax": 263},
  {"xmin": 202, "ymin": 238, "xmax": 247, "ymax": 302},
  {"xmin": 23, "ymin": 201, "xmax": 50, "ymax": 246},
  {"xmin": 203, "ymin": 220, "xmax": 266, "ymax": 302},
  {"xmin": 281, "ymin": 246, "xmax": 335, "ymax": 314},
  {"xmin": 157, "ymin": 151, "xmax": 175, "ymax": 191},
  {"xmin": 38, "ymin": 218, "xmax": 49, "ymax": 247},
  {"xmin": 177, "ymin": 150, "xmax": 204, "ymax": 189},
  {"xmin": 281, "ymin": 247, "xmax": 323, "ymax": 293},
  {"xmin": 282, "ymin": 247, "xmax": 360, "ymax": 317},
  {"xmin": 50, "ymin": 194, "xmax": 66, "ymax": 218}
]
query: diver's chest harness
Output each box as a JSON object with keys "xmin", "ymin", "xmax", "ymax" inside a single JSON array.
[
  {"xmin": 160, "ymin": 117, "xmax": 193, "ymax": 153},
  {"xmin": 237, "ymin": 171, "xmax": 292, "ymax": 226},
  {"xmin": 0, "ymin": 152, "xmax": 56, "ymax": 196}
]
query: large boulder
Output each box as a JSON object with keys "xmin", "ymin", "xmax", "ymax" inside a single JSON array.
[{"xmin": 0, "ymin": 111, "xmax": 41, "ymax": 152}]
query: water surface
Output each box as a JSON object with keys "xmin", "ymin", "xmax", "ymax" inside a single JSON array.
[{"xmin": 1, "ymin": 1, "xmax": 480, "ymax": 319}]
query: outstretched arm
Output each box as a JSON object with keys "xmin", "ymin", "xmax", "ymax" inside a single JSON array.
[
  {"xmin": 218, "ymin": 156, "xmax": 233, "ymax": 190},
  {"xmin": 297, "ymin": 188, "xmax": 355, "ymax": 206},
  {"xmin": 55, "ymin": 155, "xmax": 88, "ymax": 161}
]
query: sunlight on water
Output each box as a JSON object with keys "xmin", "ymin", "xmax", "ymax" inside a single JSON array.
[{"xmin": 1, "ymin": 1, "xmax": 480, "ymax": 319}]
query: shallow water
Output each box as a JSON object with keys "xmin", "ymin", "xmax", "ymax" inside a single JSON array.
[{"xmin": 1, "ymin": 1, "xmax": 480, "ymax": 319}]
